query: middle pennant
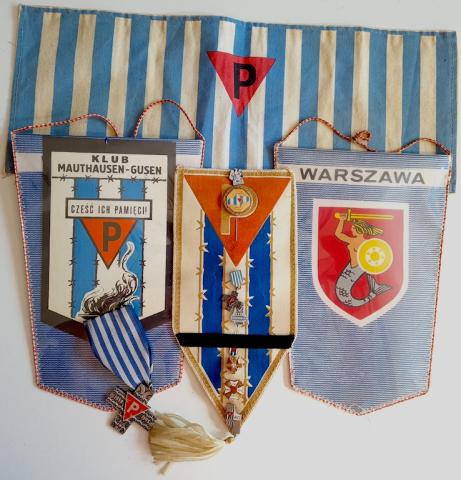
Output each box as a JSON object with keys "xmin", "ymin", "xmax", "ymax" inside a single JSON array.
[{"xmin": 173, "ymin": 168, "xmax": 297, "ymax": 432}]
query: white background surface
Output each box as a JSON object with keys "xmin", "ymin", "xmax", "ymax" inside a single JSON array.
[{"xmin": 1, "ymin": 1, "xmax": 460, "ymax": 479}]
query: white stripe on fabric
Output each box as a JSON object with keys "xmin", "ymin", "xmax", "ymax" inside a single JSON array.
[
  {"xmin": 211, "ymin": 20, "xmax": 236, "ymax": 168},
  {"xmin": 351, "ymin": 31, "xmax": 370, "ymax": 151},
  {"xmin": 179, "ymin": 20, "xmax": 202, "ymax": 138},
  {"xmin": 33, "ymin": 12, "xmax": 61, "ymax": 134},
  {"xmin": 420, "ymin": 35, "xmax": 437, "ymax": 154},
  {"xmin": 86, "ymin": 320, "xmax": 114, "ymax": 380},
  {"xmin": 175, "ymin": 179, "xmax": 203, "ymax": 352},
  {"xmin": 282, "ymin": 29, "xmax": 303, "ymax": 146},
  {"xmin": 247, "ymin": 26, "xmax": 268, "ymax": 169},
  {"xmin": 15, "ymin": 153, "xmax": 43, "ymax": 173},
  {"xmin": 317, "ymin": 30, "xmax": 337, "ymax": 149},
  {"xmin": 385, "ymin": 34, "xmax": 404, "ymax": 151},
  {"xmin": 69, "ymin": 14, "xmax": 97, "ymax": 136},
  {"xmin": 104, "ymin": 313, "xmax": 144, "ymax": 386},
  {"xmin": 106, "ymin": 17, "xmax": 132, "ymax": 136},
  {"xmin": 94, "ymin": 314, "xmax": 133, "ymax": 387},
  {"xmin": 271, "ymin": 184, "xmax": 293, "ymax": 336},
  {"xmin": 48, "ymin": 172, "xmax": 73, "ymax": 317},
  {"xmin": 143, "ymin": 20, "xmax": 167, "ymax": 137},
  {"xmin": 120, "ymin": 308, "xmax": 150, "ymax": 367},
  {"xmin": 176, "ymin": 154, "xmax": 202, "ymax": 167},
  {"xmin": 96, "ymin": 178, "xmax": 121, "ymax": 295},
  {"xmin": 113, "ymin": 309, "xmax": 150, "ymax": 381}
]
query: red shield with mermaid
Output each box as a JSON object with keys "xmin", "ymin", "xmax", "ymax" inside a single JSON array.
[{"xmin": 312, "ymin": 199, "xmax": 408, "ymax": 326}]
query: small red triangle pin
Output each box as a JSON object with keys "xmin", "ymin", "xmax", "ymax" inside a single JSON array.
[
  {"xmin": 80, "ymin": 218, "xmax": 137, "ymax": 268},
  {"xmin": 122, "ymin": 391, "xmax": 150, "ymax": 422},
  {"xmin": 208, "ymin": 51, "xmax": 275, "ymax": 117}
]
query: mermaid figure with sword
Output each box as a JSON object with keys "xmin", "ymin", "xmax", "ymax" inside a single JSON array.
[{"xmin": 335, "ymin": 211, "xmax": 392, "ymax": 307}]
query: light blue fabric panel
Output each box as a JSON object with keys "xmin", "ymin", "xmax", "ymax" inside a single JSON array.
[{"xmin": 279, "ymin": 147, "xmax": 450, "ymax": 413}]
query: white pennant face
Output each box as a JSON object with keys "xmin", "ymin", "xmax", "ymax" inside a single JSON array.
[{"xmin": 34, "ymin": 136, "xmax": 205, "ymax": 337}]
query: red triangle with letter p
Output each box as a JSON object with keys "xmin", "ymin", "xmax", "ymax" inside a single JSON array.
[
  {"xmin": 208, "ymin": 51, "xmax": 275, "ymax": 117},
  {"xmin": 122, "ymin": 392, "xmax": 150, "ymax": 421},
  {"xmin": 80, "ymin": 218, "xmax": 136, "ymax": 268}
]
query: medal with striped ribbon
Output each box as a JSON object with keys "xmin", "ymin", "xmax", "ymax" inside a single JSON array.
[
  {"xmin": 84, "ymin": 304, "xmax": 233, "ymax": 469},
  {"xmin": 84, "ymin": 305, "xmax": 156, "ymax": 434}
]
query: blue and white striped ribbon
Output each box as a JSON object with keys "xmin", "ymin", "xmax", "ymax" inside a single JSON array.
[
  {"xmin": 84, "ymin": 305, "xmax": 152, "ymax": 390},
  {"xmin": 230, "ymin": 270, "xmax": 244, "ymax": 289}
]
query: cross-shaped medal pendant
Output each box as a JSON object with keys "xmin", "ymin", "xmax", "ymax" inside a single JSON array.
[{"xmin": 106, "ymin": 384, "xmax": 156, "ymax": 434}]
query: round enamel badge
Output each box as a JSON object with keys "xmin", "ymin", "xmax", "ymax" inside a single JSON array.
[
  {"xmin": 223, "ymin": 185, "xmax": 258, "ymax": 217},
  {"xmin": 358, "ymin": 238, "xmax": 393, "ymax": 275}
]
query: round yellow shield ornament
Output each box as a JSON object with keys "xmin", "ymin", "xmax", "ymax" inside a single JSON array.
[
  {"xmin": 358, "ymin": 238, "xmax": 393, "ymax": 275},
  {"xmin": 223, "ymin": 185, "xmax": 258, "ymax": 217}
]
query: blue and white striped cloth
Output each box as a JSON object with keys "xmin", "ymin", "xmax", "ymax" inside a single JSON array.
[
  {"xmin": 84, "ymin": 306, "xmax": 152, "ymax": 390},
  {"xmin": 6, "ymin": 6, "xmax": 457, "ymax": 190}
]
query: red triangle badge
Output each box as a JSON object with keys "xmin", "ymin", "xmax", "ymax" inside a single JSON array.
[
  {"xmin": 208, "ymin": 51, "xmax": 275, "ymax": 116},
  {"xmin": 80, "ymin": 218, "xmax": 137, "ymax": 268},
  {"xmin": 122, "ymin": 391, "xmax": 149, "ymax": 421},
  {"xmin": 185, "ymin": 174, "xmax": 290, "ymax": 265}
]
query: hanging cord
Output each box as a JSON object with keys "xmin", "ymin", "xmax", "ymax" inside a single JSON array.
[
  {"xmin": 11, "ymin": 113, "xmax": 120, "ymax": 137},
  {"xmin": 273, "ymin": 116, "xmax": 451, "ymax": 168},
  {"xmin": 133, "ymin": 99, "xmax": 206, "ymax": 167},
  {"xmin": 396, "ymin": 137, "xmax": 451, "ymax": 155}
]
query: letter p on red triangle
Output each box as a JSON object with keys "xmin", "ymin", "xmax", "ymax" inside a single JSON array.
[
  {"xmin": 80, "ymin": 218, "xmax": 137, "ymax": 268},
  {"xmin": 122, "ymin": 391, "xmax": 149, "ymax": 421},
  {"xmin": 208, "ymin": 51, "xmax": 275, "ymax": 117}
]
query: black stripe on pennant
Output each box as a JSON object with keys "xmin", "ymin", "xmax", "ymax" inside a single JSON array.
[{"xmin": 175, "ymin": 333, "xmax": 295, "ymax": 349}]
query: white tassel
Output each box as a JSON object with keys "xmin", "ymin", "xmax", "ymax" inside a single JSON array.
[{"xmin": 149, "ymin": 412, "xmax": 234, "ymax": 474}]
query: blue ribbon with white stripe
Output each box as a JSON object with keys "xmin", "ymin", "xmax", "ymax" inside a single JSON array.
[{"xmin": 84, "ymin": 305, "xmax": 152, "ymax": 390}]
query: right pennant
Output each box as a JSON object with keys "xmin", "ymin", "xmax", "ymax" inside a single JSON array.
[{"xmin": 278, "ymin": 147, "xmax": 450, "ymax": 414}]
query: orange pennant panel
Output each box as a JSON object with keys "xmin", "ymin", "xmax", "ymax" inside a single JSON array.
[
  {"xmin": 185, "ymin": 174, "xmax": 290, "ymax": 265},
  {"xmin": 80, "ymin": 218, "xmax": 137, "ymax": 268}
]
